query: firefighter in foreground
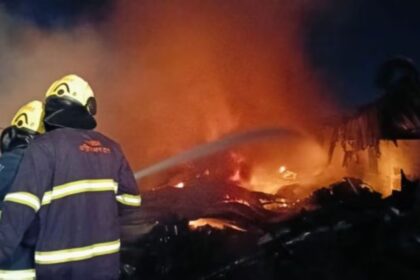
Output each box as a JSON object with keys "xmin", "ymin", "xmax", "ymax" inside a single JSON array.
[
  {"xmin": 0, "ymin": 101, "xmax": 45, "ymax": 279},
  {"xmin": 0, "ymin": 74, "xmax": 141, "ymax": 279}
]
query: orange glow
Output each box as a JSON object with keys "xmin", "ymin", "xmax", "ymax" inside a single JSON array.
[
  {"xmin": 280, "ymin": 169, "xmax": 298, "ymax": 181},
  {"xmin": 223, "ymin": 195, "xmax": 251, "ymax": 207},
  {"xmin": 100, "ymin": 1, "xmax": 353, "ymax": 201},
  {"xmin": 350, "ymin": 141, "xmax": 419, "ymax": 196},
  {"xmin": 278, "ymin": 166, "xmax": 287, "ymax": 174},
  {"xmin": 174, "ymin": 182, "xmax": 185, "ymax": 189},
  {"xmin": 103, "ymin": 0, "xmax": 338, "ymax": 180},
  {"xmin": 229, "ymin": 169, "xmax": 242, "ymax": 182},
  {"xmin": 188, "ymin": 218, "xmax": 246, "ymax": 232},
  {"xmin": 240, "ymin": 136, "xmax": 328, "ymax": 195}
]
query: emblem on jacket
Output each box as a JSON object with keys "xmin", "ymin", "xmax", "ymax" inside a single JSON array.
[{"xmin": 79, "ymin": 140, "xmax": 111, "ymax": 154}]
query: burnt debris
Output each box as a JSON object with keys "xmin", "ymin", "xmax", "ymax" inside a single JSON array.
[{"xmin": 120, "ymin": 174, "xmax": 420, "ymax": 280}]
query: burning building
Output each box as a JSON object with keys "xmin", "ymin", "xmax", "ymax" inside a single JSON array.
[
  {"xmin": 118, "ymin": 57, "xmax": 420, "ymax": 280},
  {"xmin": 1, "ymin": 1, "xmax": 420, "ymax": 279},
  {"xmin": 328, "ymin": 57, "xmax": 420, "ymax": 195}
]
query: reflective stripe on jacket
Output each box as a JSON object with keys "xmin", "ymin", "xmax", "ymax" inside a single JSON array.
[{"xmin": 0, "ymin": 268, "xmax": 35, "ymax": 280}]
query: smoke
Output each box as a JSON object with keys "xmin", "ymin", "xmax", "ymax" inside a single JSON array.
[
  {"xmin": 0, "ymin": 1, "xmax": 338, "ymax": 175},
  {"xmin": 0, "ymin": 9, "xmax": 113, "ymax": 128},
  {"xmin": 103, "ymin": 0, "xmax": 337, "ymax": 169}
]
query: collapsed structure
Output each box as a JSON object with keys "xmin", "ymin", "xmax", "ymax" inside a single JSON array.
[{"xmin": 327, "ymin": 57, "xmax": 420, "ymax": 194}]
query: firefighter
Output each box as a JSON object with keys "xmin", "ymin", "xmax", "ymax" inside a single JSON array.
[
  {"xmin": 0, "ymin": 100, "xmax": 45, "ymax": 204},
  {"xmin": 0, "ymin": 74, "xmax": 141, "ymax": 279},
  {"xmin": 0, "ymin": 100, "xmax": 45, "ymax": 280}
]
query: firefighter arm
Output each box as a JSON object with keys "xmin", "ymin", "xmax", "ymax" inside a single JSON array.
[
  {"xmin": 116, "ymin": 155, "xmax": 141, "ymax": 213},
  {"xmin": 0, "ymin": 203, "xmax": 38, "ymax": 262},
  {"xmin": 0, "ymin": 153, "xmax": 20, "ymax": 203},
  {"xmin": 0, "ymin": 143, "xmax": 51, "ymax": 262}
]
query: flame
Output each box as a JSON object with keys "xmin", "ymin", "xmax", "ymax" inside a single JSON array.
[
  {"xmin": 280, "ymin": 169, "xmax": 298, "ymax": 181},
  {"xmin": 328, "ymin": 140, "xmax": 420, "ymax": 196},
  {"xmin": 278, "ymin": 165, "xmax": 287, "ymax": 174},
  {"xmin": 222, "ymin": 195, "xmax": 251, "ymax": 207},
  {"xmin": 277, "ymin": 165, "xmax": 298, "ymax": 180},
  {"xmin": 102, "ymin": 0, "xmax": 338, "ymax": 175},
  {"xmin": 233, "ymin": 135, "xmax": 330, "ymax": 195},
  {"xmin": 260, "ymin": 197, "xmax": 291, "ymax": 211},
  {"xmin": 229, "ymin": 169, "xmax": 242, "ymax": 182},
  {"xmin": 174, "ymin": 182, "xmax": 185, "ymax": 189},
  {"xmin": 188, "ymin": 218, "xmax": 246, "ymax": 232}
]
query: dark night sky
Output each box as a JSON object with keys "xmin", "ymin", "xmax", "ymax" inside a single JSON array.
[
  {"xmin": 305, "ymin": 0, "xmax": 420, "ymax": 106},
  {"xmin": 1, "ymin": 0, "xmax": 112, "ymax": 28},
  {"xmin": 1, "ymin": 0, "xmax": 420, "ymax": 108}
]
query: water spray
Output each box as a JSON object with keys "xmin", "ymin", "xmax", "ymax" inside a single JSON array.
[{"xmin": 134, "ymin": 127, "xmax": 300, "ymax": 180}]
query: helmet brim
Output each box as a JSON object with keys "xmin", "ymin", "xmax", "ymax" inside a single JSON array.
[{"xmin": 44, "ymin": 108, "xmax": 97, "ymax": 131}]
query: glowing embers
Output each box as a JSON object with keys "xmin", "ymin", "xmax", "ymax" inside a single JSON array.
[
  {"xmin": 174, "ymin": 182, "xmax": 185, "ymax": 189},
  {"xmin": 278, "ymin": 165, "xmax": 287, "ymax": 174},
  {"xmin": 222, "ymin": 194, "xmax": 251, "ymax": 207},
  {"xmin": 259, "ymin": 197, "xmax": 291, "ymax": 211},
  {"xmin": 188, "ymin": 218, "xmax": 246, "ymax": 232},
  {"xmin": 229, "ymin": 169, "xmax": 242, "ymax": 183},
  {"xmin": 278, "ymin": 165, "xmax": 298, "ymax": 181},
  {"xmin": 247, "ymin": 164, "xmax": 299, "ymax": 195}
]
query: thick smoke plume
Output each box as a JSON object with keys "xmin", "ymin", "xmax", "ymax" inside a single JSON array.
[
  {"xmin": 0, "ymin": 1, "xmax": 338, "ymax": 189},
  {"xmin": 104, "ymin": 0, "xmax": 337, "ymax": 168}
]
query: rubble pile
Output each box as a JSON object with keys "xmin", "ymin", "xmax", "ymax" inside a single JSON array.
[{"xmin": 119, "ymin": 174, "xmax": 420, "ymax": 280}]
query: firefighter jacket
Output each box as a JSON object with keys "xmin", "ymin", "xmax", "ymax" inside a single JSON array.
[
  {"xmin": 0, "ymin": 148, "xmax": 35, "ymax": 280},
  {"xmin": 0, "ymin": 128, "xmax": 141, "ymax": 280},
  {"xmin": 0, "ymin": 148, "xmax": 24, "ymax": 206}
]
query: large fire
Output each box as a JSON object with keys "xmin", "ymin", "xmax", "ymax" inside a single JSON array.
[
  {"xmin": 156, "ymin": 128, "xmax": 420, "ymax": 207},
  {"xmin": 99, "ymin": 0, "xmax": 338, "ymax": 176},
  {"xmin": 154, "ymin": 132, "xmax": 338, "ymax": 203}
]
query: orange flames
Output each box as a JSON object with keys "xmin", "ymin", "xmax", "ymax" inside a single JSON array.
[
  {"xmin": 188, "ymin": 218, "xmax": 246, "ymax": 232},
  {"xmin": 103, "ymin": 1, "xmax": 419, "ymax": 200},
  {"xmin": 153, "ymin": 133, "xmax": 334, "ymax": 202},
  {"xmin": 278, "ymin": 166, "xmax": 287, "ymax": 174},
  {"xmin": 174, "ymin": 182, "xmax": 185, "ymax": 189},
  {"xmin": 329, "ymin": 140, "xmax": 420, "ymax": 196},
  {"xmin": 223, "ymin": 195, "xmax": 251, "ymax": 207},
  {"xmin": 100, "ymin": 0, "xmax": 338, "ymax": 178}
]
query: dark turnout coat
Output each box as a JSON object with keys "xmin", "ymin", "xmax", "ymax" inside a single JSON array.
[
  {"xmin": 0, "ymin": 128, "xmax": 141, "ymax": 280},
  {"xmin": 0, "ymin": 148, "xmax": 24, "ymax": 203},
  {"xmin": 0, "ymin": 148, "xmax": 36, "ymax": 280}
]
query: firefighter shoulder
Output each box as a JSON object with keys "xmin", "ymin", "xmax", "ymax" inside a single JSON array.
[
  {"xmin": 0, "ymin": 100, "xmax": 45, "ymax": 280},
  {"xmin": 0, "ymin": 75, "xmax": 140, "ymax": 280}
]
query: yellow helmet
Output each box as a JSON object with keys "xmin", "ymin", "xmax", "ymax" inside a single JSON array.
[
  {"xmin": 11, "ymin": 100, "xmax": 45, "ymax": 134},
  {"xmin": 45, "ymin": 74, "xmax": 96, "ymax": 115}
]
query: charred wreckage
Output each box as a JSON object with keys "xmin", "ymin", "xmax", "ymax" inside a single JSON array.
[{"xmin": 120, "ymin": 57, "xmax": 420, "ymax": 280}]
